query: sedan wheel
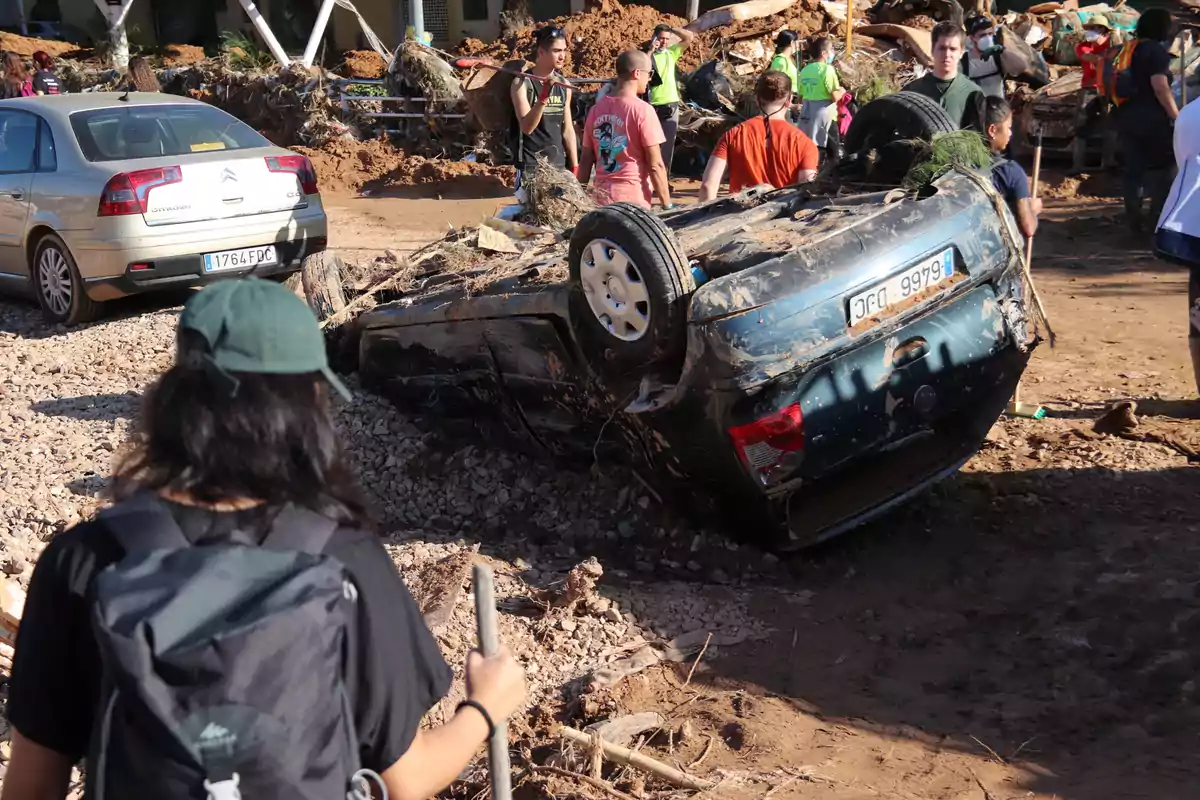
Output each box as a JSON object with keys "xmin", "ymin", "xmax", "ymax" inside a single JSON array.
[
  {"xmin": 32, "ymin": 235, "xmax": 99, "ymax": 326},
  {"xmin": 579, "ymin": 238, "xmax": 651, "ymax": 342},
  {"xmin": 37, "ymin": 246, "xmax": 72, "ymax": 318}
]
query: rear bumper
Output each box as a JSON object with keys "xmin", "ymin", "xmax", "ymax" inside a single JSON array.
[
  {"xmin": 780, "ymin": 343, "xmax": 1027, "ymax": 547},
  {"xmin": 83, "ymin": 236, "xmax": 326, "ymax": 301}
]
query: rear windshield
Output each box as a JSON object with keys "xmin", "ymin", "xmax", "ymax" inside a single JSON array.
[{"xmin": 69, "ymin": 104, "xmax": 269, "ymax": 162}]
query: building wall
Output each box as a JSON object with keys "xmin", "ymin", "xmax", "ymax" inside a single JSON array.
[{"xmin": 57, "ymin": 0, "xmax": 250, "ymax": 47}]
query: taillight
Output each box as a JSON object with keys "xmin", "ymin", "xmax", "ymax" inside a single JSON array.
[
  {"xmin": 266, "ymin": 154, "xmax": 319, "ymax": 195},
  {"xmin": 98, "ymin": 166, "xmax": 181, "ymax": 216},
  {"xmin": 729, "ymin": 403, "xmax": 804, "ymax": 484}
]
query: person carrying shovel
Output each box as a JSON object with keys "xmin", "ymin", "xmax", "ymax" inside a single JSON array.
[
  {"xmin": 512, "ymin": 26, "xmax": 579, "ymax": 199},
  {"xmin": 2, "ymin": 279, "xmax": 527, "ymax": 800}
]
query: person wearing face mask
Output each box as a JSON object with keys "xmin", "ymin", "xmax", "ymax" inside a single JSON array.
[
  {"xmin": 1071, "ymin": 15, "xmax": 1117, "ymax": 174},
  {"xmin": 963, "ymin": 16, "xmax": 1004, "ymax": 99},
  {"xmin": 797, "ymin": 36, "xmax": 846, "ymax": 163}
]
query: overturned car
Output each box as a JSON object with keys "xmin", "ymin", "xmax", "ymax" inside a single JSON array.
[{"xmin": 357, "ymin": 164, "xmax": 1038, "ymax": 550}]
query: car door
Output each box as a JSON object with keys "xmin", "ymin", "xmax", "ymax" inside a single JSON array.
[{"xmin": 0, "ymin": 110, "xmax": 38, "ymax": 278}]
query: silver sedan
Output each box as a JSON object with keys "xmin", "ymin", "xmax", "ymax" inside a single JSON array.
[{"xmin": 0, "ymin": 92, "xmax": 328, "ymax": 325}]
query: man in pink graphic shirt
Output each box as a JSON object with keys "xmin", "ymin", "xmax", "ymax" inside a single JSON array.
[{"xmin": 579, "ymin": 50, "xmax": 674, "ymax": 209}]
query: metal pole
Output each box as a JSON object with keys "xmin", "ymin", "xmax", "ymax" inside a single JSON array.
[
  {"xmin": 237, "ymin": 0, "xmax": 291, "ymax": 67},
  {"xmin": 687, "ymin": 0, "xmax": 699, "ymax": 22},
  {"xmin": 409, "ymin": 0, "xmax": 426, "ymax": 41},
  {"xmin": 16, "ymin": 0, "xmax": 25, "ymax": 36},
  {"xmin": 92, "ymin": 0, "xmax": 134, "ymax": 68},
  {"xmin": 302, "ymin": 0, "xmax": 337, "ymax": 68},
  {"xmin": 845, "ymin": 0, "xmax": 854, "ymax": 54},
  {"xmin": 473, "ymin": 564, "xmax": 513, "ymax": 800}
]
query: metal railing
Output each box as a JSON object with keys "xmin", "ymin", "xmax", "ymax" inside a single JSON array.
[{"xmin": 335, "ymin": 78, "xmax": 466, "ymax": 122}]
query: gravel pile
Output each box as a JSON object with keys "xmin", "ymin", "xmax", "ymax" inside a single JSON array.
[{"xmin": 0, "ymin": 296, "xmax": 797, "ymax": 784}]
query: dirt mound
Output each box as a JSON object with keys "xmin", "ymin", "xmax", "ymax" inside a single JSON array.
[
  {"xmin": 342, "ymin": 50, "xmax": 387, "ymax": 79},
  {"xmin": 0, "ymin": 31, "xmax": 78, "ymax": 58},
  {"xmin": 452, "ymin": 0, "xmax": 686, "ymax": 78},
  {"xmin": 160, "ymin": 44, "xmax": 206, "ymax": 67},
  {"xmin": 296, "ymin": 139, "xmax": 515, "ymax": 195},
  {"xmin": 387, "ymin": 155, "xmax": 516, "ymax": 190},
  {"xmin": 901, "ymin": 14, "xmax": 938, "ymax": 30},
  {"xmin": 454, "ymin": 0, "xmax": 831, "ymax": 78},
  {"xmin": 701, "ymin": 0, "xmax": 830, "ymax": 43}
]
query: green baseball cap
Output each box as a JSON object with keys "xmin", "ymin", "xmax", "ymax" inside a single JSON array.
[{"xmin": 179, "ymin": 278, "xmax": 352, "ymax": 401}]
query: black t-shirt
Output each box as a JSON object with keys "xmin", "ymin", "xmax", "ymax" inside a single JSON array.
[
  {"xmin": 7, "ymin": 502, "xmax": 452, "ymax": 779},
  {"xmin": 32, "ymin": 70, "xmax": 61, "ymax": 95},
  {"xmin": 517, "ymin": 75, "xmax": 567, "ymax": 170},
  {"xmin": 1126, "ymin": 39, "xmax": 1173, "ymax": 126}
]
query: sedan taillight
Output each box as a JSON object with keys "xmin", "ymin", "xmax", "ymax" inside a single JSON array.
[
  {"xmin": 98, "ymin": 166, "xmax": 182, "ymax": 217},
  {"xmin": 266, "ymin": 154, "xmax": 319, "ymax": 195},
  {"xmin": 729, "ymin": 403, "xmax": 805, "ymax": 484}
]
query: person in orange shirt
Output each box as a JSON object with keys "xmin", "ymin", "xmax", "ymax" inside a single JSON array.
[
  {"xmin": 1071, "ymin": 15, "xmax": 1117, "ymax": 174},
  {"xmin": 698, "ymin": 70, "xmax": 820, "ymax": 202}
]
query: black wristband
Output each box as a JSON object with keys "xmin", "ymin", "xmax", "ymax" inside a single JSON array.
[{"xmin": 456, "ymin": 699, "xmax": 496, "ymax": 739}]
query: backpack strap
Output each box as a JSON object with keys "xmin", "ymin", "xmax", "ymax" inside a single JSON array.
[
  {"xmin": 99, "ymin": 492, "xmax": 190, "ymax": 554},
  {"xmin": 261, "ymin": 505, "xmax": 339, "ymax": 555}
]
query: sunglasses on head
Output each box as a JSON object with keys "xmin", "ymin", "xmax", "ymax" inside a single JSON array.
[{"xmin": 536, "ymin": 26, "xmax": 566, "ymax": 43}]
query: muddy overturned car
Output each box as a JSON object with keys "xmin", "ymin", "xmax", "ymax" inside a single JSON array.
[{"xmin": 358, "ymin": 165, "xmax": 1038, "ymax": 550}]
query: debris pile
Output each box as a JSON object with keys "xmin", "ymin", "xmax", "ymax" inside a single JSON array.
[{"xmin": 455, "ymin": 0, "xmax": 691, "ymax": 78}]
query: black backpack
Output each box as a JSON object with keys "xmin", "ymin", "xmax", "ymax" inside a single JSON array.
[{"xmin": 88, "ymin": 493, "xmax": 374, "ymax": 800}]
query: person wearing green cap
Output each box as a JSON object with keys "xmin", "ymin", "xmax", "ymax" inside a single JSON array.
[{"xmin": 2, "ymin": 279, "xmax": 528, "ymax": 800}]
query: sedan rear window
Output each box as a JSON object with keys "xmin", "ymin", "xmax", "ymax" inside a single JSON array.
[{"xmin": 69, "ymin": 104, "xmax": 270, "ymax": 162}]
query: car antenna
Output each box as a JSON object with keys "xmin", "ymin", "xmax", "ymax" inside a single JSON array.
[{"xmin": 119, "ymin": 89, "xmax": 130, "ymax": 102}]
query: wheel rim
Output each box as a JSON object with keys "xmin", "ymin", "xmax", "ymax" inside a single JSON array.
[
  {"xmin": 37, "ymin": 246, "xmax": 72, "ymax": 317},
  {"xmin": 579, "ymin": 238, "xmax": 650, "ymax": 342}
]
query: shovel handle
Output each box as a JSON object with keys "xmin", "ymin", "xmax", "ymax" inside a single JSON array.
[{"xmin": 473, "ymin": 564, "xmax": 513, "ymax": 800}]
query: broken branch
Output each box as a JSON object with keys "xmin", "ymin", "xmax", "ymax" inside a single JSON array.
[
  {"xmin": 561, "ymin": 726, "xmax": 716, "ymax": 791},
  {"xmin": 534, "ymin": 765, "xmax": 637, "ymax": 800}
]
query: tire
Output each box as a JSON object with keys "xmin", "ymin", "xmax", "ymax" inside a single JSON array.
[
  {"xmin": 32, "ymin": 233, "xmax": 100, "ymax": 326},
  {"xmin": 568, "ymin": 203, "xmax": 695, "ymax": 386},
  {"xmin": 843, "ymin": 91, "xmax": 957, "ymax": 156}
]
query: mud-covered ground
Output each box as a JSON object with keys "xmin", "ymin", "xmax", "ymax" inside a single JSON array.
[{"xmin": 0, "ymin": 173, "xmax": 1195, "ymax": 799}]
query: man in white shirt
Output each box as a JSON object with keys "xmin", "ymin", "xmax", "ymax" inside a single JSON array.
[{"xmin": 1155, "ymin": 99, "xmax": 1200, "ymax": 395}]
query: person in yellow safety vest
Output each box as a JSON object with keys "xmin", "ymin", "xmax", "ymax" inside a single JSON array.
[
  {"xmin": 645, "ymin": 22, "xmax": 696, "ymax": 177},
  {"xmin": 768, "ymin": 30, "xmax": 800, "ymax": 98}
]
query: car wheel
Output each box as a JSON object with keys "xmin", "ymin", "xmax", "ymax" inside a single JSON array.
[
  {"xmin": 843, "ymin": 91, "xmax": 957, "ymax": 155},
  {"xmin": 842, "ymin": 92, "xmax": 957, "ymax": 185},
  {"xmin": 33, "ymin": 234, "xmax": 100, "ymax": 326},
  {"xmin": 568, "ymin": 203, "xmax": 695, "ymax": 387}
]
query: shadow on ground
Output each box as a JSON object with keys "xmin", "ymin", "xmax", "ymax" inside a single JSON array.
[{"xmin": 620, "ymin": 461, "xmax": 1200, "ymax": 799}]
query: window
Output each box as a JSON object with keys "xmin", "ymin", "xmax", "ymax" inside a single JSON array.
[
  {"xmin": 69, "ymin": 104, "xmax": 270, "ymax": 163},
  {"xmin": 0, "ymin": 111, "xmax": 38, "ymax": 174},
  {"xmin": 36, "ymin": 119, "xmax": 56, "ymax": 172},
  {"xmin": 463, "ymin": 0, "xmax": 488, "ymax": 21}
]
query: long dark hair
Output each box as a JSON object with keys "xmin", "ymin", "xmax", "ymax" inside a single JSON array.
[
  {"xmin": 1136, "ymin": 7, "xmax": 1173, "ymax": 42},
  {"xmin": 774, "ymin": 30, "xmax": 797, "ymax": 55},
  {"xmin": 4, "ymin": 52, "xmax": 27, "ymax": 95},
  {"xmin": 113, "ymin": 329, "xmax": 369, "ymax": 527}
]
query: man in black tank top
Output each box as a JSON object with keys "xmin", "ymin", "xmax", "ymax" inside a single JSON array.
[{"xmin": 511, "ymin": 27, "xmax": 578, "ymax": 195}]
